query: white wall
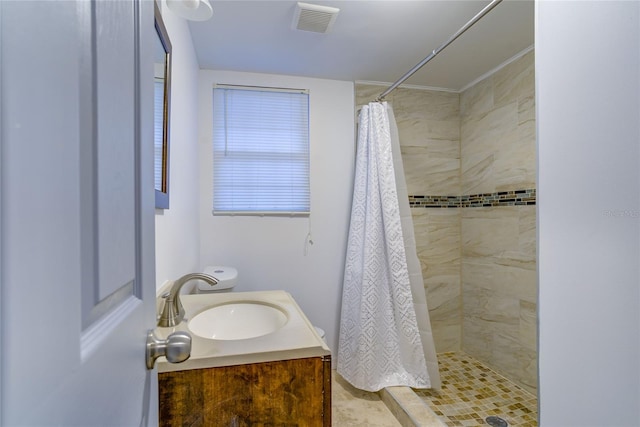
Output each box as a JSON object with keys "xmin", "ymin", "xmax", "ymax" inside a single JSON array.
[
  {"xmin": 537, "ymin": 2, "xmax": 640, "ymax": 425},
  {"xmin": 198, "ymin": 70, "xmax": 355, "ymax": 355},
  {"xmin": 154, "ymin": 4, "xmax": 201, "ymax": 290}
]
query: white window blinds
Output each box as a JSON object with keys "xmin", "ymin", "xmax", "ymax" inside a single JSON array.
[{"xmin": 212, "ymin": 85, "xmax": 310, "ymax": 215}]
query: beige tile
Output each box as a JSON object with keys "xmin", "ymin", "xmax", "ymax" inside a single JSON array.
[
  {"xmin": 403, "ymin": 153, "xmax": 459, "ymax": 195},
  {"xmin": 493, "ymin": 51, "xmax": 535, "ymax": 108},
  {"xmin": 461, "ymin": 281, "xmax": 538, "ymax": 393},
  {"xmin": 518, "ymin": 206, "xmax": 537, "ymax": 260},
  {"xmin": 518, "ymin": 93, "xmax": 535, "ymax": 125},
  {"xmin": 490, "ymin": 333, "xmax": 538, "ymax": 394},
  {"xmin": 399, "ymin": 138, "xmax": 460, "ymax": 159},
  {"xmin": 461, "ymin": 318, "xmax": 492, "ymax": 361},
  {"xmin": 462, "ymin": 284, "xmax": 520, "ymax": 332},
  {"xmin": 460, "ymin": 77, "xmax": 493, "ymax": 120},
  {"xmin": 462, "ymin": 260, "xmax": 537, "ymax": 303},
  {"xmin": 393, "ymin": 88, "xmax": 459, "ymax": 120},
  {"xmin": 461, "ymin": 152, "xmax": 495, "ymax": 194},
  {"xmin": 425, "ymin": 276, "xmax": 460, "ymax": 311},
  {"xmin": 332, "ymin": 371, "xmax": 402, "ymax": 426},
  {"xmin": 432, "ymin": 323, "xmax": 461, "ymax": 354},
  {"xmin": 397, "ymin": 117, "xmax": 461, "ymax": 146},
  {"xmin": 460, "ymin": 50, "xmax": 535, "ymax": 195},
  {"xmin": 355, "ymin": 84, "xmax": 385, "ymax": 106},
  {"xmin": 462, "ymin": 207, "xmax": 520, "ymax": 258},
  {"xmin": 380, "ymin": 386, "xmax": 446, "ymax": 427},
  {"xmin": 415, "ymin": 353, "xmax": 538, "ymax": 426},
  {"xmin": 461, "ymin": 101, "xmax": 518, "ymax": 154},
  {"xmin": 494, "ymin": 138, "xmax": 537, "ymax": 192},
  {"xmin": 519, "ymin": 300, "xmax": 537, "ymax": 352}
]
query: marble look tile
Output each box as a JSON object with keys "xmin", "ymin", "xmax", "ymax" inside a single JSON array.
[
  {"xmin": 355, "ymin": 84, "xmax": 384, "ymax": 106},
  {"xmin": 392, "ymin": 87, "xmax": 459, "ymax": 121},
  {"xmin": 431, "ymin": 323, "xmax": 461, "ymax": 354},
  {"xmin": 461, "ymin": 205, "xmax": 538, "ymax": 393},
  {"xmin": 518, "ymin": 111, "xmax": 536, "ymax": 145},
  {"xmin": 493, "ymin": 51, "xmax": 535, "ymax": 109},
  {"xmin": 461, "ymin": 319, "xmax": 492, "ymax": 361},
  {"xmin": 403, "ymin": 153, "xmax": 459, "ymax": 195},
  {"xmin": 493, "ymin": 139, "xmax": 537, "ymax": 191},
  {"xmin": 380, "ymin": 386, "xmax": 446, "ymax": 427},
  {"xmin": 461, "ymin": 102, "xmax": 518, "ymax": 153},
  {"xmin": 460, "ymin": 50, "xmax": 535, "ymax": 195},
  {"xmin": 460, "ymin": 77, "xmax": 493, "ymax": 120},
  {"xmin": 518, "ymin": 206, "xmax": 537, "ymax": 260},
  {"xmin": 332, "ymin": 371, "xmax": 402, "ymax": 426},
  {"xmin": 518, "ymin": 93, "xmax": 535, "ymax": 125},
  {"xmin": 462, "ymin": 260, "xmax": 537, "ymax": 303},
  {"xmin": 424, "ymin": 248, "xmax": 460, "ymax": 279},
  {"xmin": 412, "ymin": 209, "xmax": 460, "ymax": 251},
  {"xmin": 520, "ymin": 300, "xmax": 537, "ymax": 352},
  {"xmin": 424, "ymin": 276, "xmax": 460, "ymax": 311},
  {"xmin": 490, "ymin": 332, "xmax": 538, "ymax": 394},
  {"xmin": 461, "ymin": 152, "xmax": 495, "ymax": 195},
  {"xmin": 462, "ymin": 284, "xmax": 520, "ymax": 333},
  {"xmin": 461, "ymin": 283, "xmax": 538, "ymax": 393},
  {"xmin": 411, "ymin": 207, "xmax": 457, "ymax": 228},
  {"xmin": 412, "ymin": 208, "xmax": 461, "ymax": 353},
  {"xmin": 461, "ymin": 207, "xmax": 520, "ymax": 258},
  {"xmin": 397, "ymin": 117, "xmax": 460, "ymax": 148}
]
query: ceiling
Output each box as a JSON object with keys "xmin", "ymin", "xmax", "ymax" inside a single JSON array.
[{"xmin": 187, "ymin": 0, "xmax": 534, "ymax": 92}]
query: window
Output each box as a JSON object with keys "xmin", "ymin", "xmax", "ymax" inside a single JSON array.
[{"xmin": 212, "ymin": 85, "xmax": 310, "ymax": 215}]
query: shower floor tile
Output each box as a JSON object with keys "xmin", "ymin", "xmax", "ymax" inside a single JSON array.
[{"xmin": 415, "ymin": 352, "xmax": 538, "ymax": 427}]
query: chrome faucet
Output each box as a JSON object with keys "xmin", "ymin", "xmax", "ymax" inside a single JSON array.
[{"xmin": 157, "ymin": 273, "xmax": 218, "ymax": 327}]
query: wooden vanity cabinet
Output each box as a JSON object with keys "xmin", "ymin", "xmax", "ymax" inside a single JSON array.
[{"xmin": 159, "ymin": 355, "xmax": 331, "ymax": 427}]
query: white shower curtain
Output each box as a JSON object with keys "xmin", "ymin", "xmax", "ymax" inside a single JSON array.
[{"xmin": 337, "ymin": 102, "xmax": 431, "ymax": 392}]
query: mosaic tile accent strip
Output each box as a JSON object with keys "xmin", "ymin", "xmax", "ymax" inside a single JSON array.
[
  {"xmin": 415, "ymin": 352, "xmax": 538, "ymax": 427},
  {"xmin": 409, "ymin": 189, "xmax": 536, "ymax": 208}
]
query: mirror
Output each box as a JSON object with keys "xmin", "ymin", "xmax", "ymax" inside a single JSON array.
[{"xmin": 154, "ymin": 2, "xmax": 172, "ymax": 209}]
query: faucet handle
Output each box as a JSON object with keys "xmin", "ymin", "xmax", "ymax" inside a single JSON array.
[
  {"xmin": 157, "ymin": 294, "xmax": 184, "ymax": 327},
  {"xmin": 157, "ymin": 273, "xmax": 218, "ymax": 327}
]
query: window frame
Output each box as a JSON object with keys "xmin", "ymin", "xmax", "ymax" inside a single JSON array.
[{"xmin": 211, "ymin": 84, "xmax": 311, "ymax": 217}]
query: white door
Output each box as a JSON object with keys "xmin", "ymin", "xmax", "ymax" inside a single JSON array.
[{"xmin": 1, "ymin": 1, "xmax": 159, "ymax": 425}]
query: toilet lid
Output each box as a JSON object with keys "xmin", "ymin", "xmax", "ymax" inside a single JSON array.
[
  {"xmin": 201, "ymin": 266, "xmax": 237, "ymax": 290},
  {"xmin": 203, "ymin": 266, "xmax": 237, "ymax": 282}
]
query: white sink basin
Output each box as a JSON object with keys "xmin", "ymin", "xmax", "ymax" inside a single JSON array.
[{"xmin": 188, "ymin": 301, "xmax": 288, "ymax": 340}]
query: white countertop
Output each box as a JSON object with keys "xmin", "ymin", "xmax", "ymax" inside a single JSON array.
[{"xmin": 155, "ymin": 290, "xmax": 331, "ymax": 373}]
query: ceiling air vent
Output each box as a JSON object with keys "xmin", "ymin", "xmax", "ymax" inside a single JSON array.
[{"xmin": 293, "ymin": 2, "xmax": 339, "ymax": 34}]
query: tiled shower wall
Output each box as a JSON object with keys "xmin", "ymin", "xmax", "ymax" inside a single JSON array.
[
  {"xmin": 460, "ymin": 51, "xmax": 536, "ymax": 393},
  {"xmin": 355, "ymin": 50, "xmax": 537, "ymax": 393},
  {"xmin": 355, "ymin": 83, "xmax": 463, "ymax": 354}
]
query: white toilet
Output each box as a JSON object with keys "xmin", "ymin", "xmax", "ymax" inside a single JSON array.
[
  {"xmin": 196, "ymin": 266, "xmax": 238, "ymax": 293},
  {"xmin": 198, "ymin": 265, "xmax": 326, "ymax": 343},
  {"xmin": 314, "ymin": 326, "xmax": 326, "ymax": 341}
]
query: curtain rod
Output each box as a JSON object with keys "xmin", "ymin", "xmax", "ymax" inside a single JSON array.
[{"xmin": 376, "ymin": 0, "xmax": 503, "ymax": 102}]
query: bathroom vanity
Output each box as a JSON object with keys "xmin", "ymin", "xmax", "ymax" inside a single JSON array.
[
  {"xmin": 155, "ymin": 291, "xmax": 331, "ymax": 426},
  {"xmin": 159, "ymin": 356, "xmax": 330, "ymax": 426}
]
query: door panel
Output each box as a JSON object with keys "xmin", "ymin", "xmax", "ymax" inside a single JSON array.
[
  {"xmin": 95, "ymin": 0, "xmax": 137, "ymax": 302},
  {"xmin": 0, "ymin": 1, "xmax": 157, "ymax": 425}
]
